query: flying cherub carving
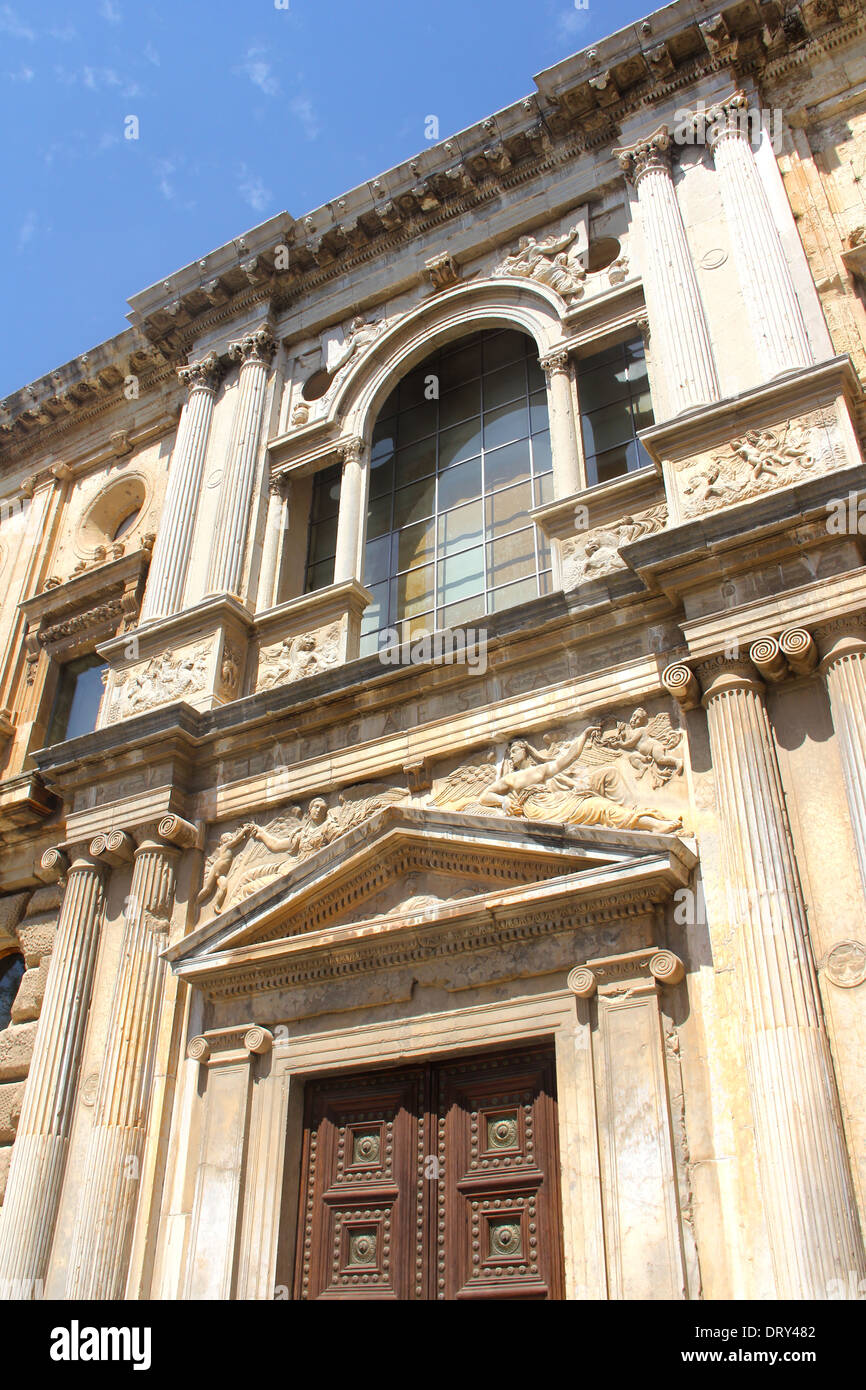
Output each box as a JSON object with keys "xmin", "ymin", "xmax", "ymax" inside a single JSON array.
[
  {"xmin": 196, "ymin": 824, "xmax": 255, "ymax": 912},
  {"xmin": 598, "ymin": 707, "xmax": 684, "ymax": 787}
]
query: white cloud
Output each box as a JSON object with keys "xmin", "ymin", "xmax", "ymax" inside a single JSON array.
[
  {"xmin": 290, "ymin": 93, "xmax": 319, "ymax": 140},
  {"xmin": 17, "ymin": 210, "xmax": 37, "ymax": 250},
  {"xmin": 143, "ymin": 42, "xmax": 160, "ymax": 66},
  {"xmin": 237, "ymin": 164, "xmax": 272, "ymax": 213},
  {"xmin": 238, "ymin": 45, "xmax": 279, "ymax": 97},
  {"xmin": 554, "ymin": 4, "xmax": 592, "ymax": 45},
  {"xmin": 0, "ymin": 5, "xmax": 35, "ymax": 40},
  {"xmin": 154, "ymin": 157, "xmax": 177, "ymax": 201},
  {"xmin": 81, "ymin": 65, "xmax": 140, "ymax": 96},
  {"xmin": 5, "ymin": 64, "xmax": 34, "ymax": 81},
  {"xmin": 100, "ymin": 0, "xmax": 121, "ymax": 23}
]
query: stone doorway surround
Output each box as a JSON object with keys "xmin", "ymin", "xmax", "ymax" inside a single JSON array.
[{"xmin": 163, "ymin": 808, "xmax": 698, "ymax": 1302}]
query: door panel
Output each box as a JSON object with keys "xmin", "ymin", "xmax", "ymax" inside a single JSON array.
[{"xmin": 294, "ymin": 1044, "xmax": 563, "ymax": 1301}]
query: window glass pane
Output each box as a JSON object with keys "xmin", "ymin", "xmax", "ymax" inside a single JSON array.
[
  {"xmin": 438, "ymin": 339, "xmax": 483, "ymax": 391},
  {"xmin": 485, "ymin": 439, "xmax": 531, "ymax": 493},
  {"xmin": 483, "ymin": 360, "xmax": 526, "ymax": 411},
  {"xmin": 309, "ymin": 514, "xmax": 338, "ymax": 564},
  {"xmin": 483, "ymin": 329, "xmax": 527, "ymax": 372},
  {"xmin": 489, "ymin": 575, "xmax": 539, "ymax": 613},
  {"xmin": 531, "ymin": 430, "xmax": 552, "ymax": 475},
  {"xmin": 578, "ymin": 363, "xmax": 628, "ymax": 414},
  {"xmin": 364, "ymin": 534, "xmax": 392, "ymax": 587},
  {"xmin": 311, "ymin": 465, "xmax": 342, "ymax": 520},
  {"xmin": 359, "ymin": 630, "xmax": 380, "ymax": 658},
  {"xmin": 398, "ymin": 399, "xmax": 438, "ymax": 446},
  {"xmin": 632, "ymin": 390, "xmax": 653, "ymax": 432},
  {"xmin": 485, "ymin": 481, "xmax": 532, "ymax": 536},
  {"xmin": 440, "ymin": 499, "xmax": 483, "ymax": 553},
  {"xmin": 487, "ymin": 529, "xmax": 536, "ymax": 588},
  {"xmin": 439, "ymin": 417, "xmax": 481, "ymax": 470},
  {"xmin": 438, "ymin": 546, "xmax": 484, "ymax": 606},
  {"xmin": 534, "ymin": 471, "xmax": 554, "ymax": 507},
  {"xmin": 371, "ymin": 419, "xmax": 396, "ymax": 462},
  {"xmin": 442, "ymin": 594, "xmax": 486, "ymax": 630},
  {"xmin": 579, "ymin": 342, "xmax": 622, "ymax": 371},
  {"xmin": 439, "ymin": 381, "xmax": 481, "ymax": 430},
  {"xmin": 539, "ymin": 569, "xmax": 553, "ymax": 595},
  {"xmin": 589, "ymin": 441, "xmax": 634, "ymax": 485},
  {"xmin": 529, "ymin": 390, "xmax": 549, "ymax": 435},
  {"xmin": 305, "ymin": 556, "xmax": 336, "ymax": 592},
  {"xmin": 366, "ymin": 493, "xmax": 393, "ymax": 540},
  {"xmin": 369, "ymin": 452, "xmax": 394, "ymax": 499},
  {"xmin": 438, "ymin": 457, "xmax": 482, "ymax": 512},
  {"xmin": 395, "ymin": 437, "xmax": 436, "ymax": 487},
  {"xmin": 397, "ymin": 368, "xmax": 431, "ymax": 411},
  {"xmin": 393, "ymin": 476, "xmax": 435, "ymax": 529},
  {"xmin": 582, "ymin": 399, "xmax": 634, "ymax": 455},
  {"xmin": 395, "ymin": 565, "xmax": 434, "ymax": 617},
  {"xmin": 625, "ymin": 340, "xmax": 647, "ymax": 375},
  {"xmin": 360, "ymin": 579, "xmax": 390, "ymax": 633},
  {"xmin": 48, "ymin": 656, "xmax": 107, "ymax": 744},
  {"xmin": 483, "ymin": 400, "xmax": 529, "ymax": 450},
  {"xmin": 396, "ymin": 517, "xmax": 435, "ymax": 572}
]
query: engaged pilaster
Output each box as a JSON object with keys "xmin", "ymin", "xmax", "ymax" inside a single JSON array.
[
  {"xmin": 139, "ymin": 353, "xmax": 223, "ymax": 623},
  {"xmin": 676, "ymin": 656, "xmax": 866, "ymax": 1295},
  {"xmin": 206, "ymin": 324, "xmax": 277, "ymax": 598},
  {"xmin": 706, "ymin": 91, "xmax": 813, "ymax": 378},
  {"xmin": 65, "ymin": 814, "xmax": 197, "ymax": 1300},
  {"xmin": 0, "ymin": 849, "xmax": 106, "ymax": 1300},
  {"xmin": 540, "ymin": 350, "xmax": 581, "ymax": 498},
  {"xmin": 617, "ymin": 127, "xmax": 721, "ymax": 415}
]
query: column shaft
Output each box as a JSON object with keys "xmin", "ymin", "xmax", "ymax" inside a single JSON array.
[
  {"xmin": 0, "ymin": 858, "xmax": 105, "ymax": 1299},
  {"xmin": 257, "ymin": 478, "xmax": 288, "ymax": 611},
  {"xmin": 333, "ymin": 440, "xmax": 367, "ymax": 585},
  {"xmin": 618, "ymin": 129, "xmax": 721, "ymax": 415},
  {"xmin": 820, "ymin": 631, "xmax": 866, "ymax": 897},
  {"xmin": 66, "ymin": 842, "xmax": 179, "ymax": 1300},
  {"xmin": 541, "ymin": 352, "xmax": 581, "ymax": 498},
  {"xmin": 140, "ymin": 355, "xmax": 222, "ymax": 623},
  {"xmin": 206, "ymin": 326, "xmax": 275, "ymax": 598},
  {"xmin": 703, "ymin": 666, "xmax": 865, "ymax": 1295},
  {"xmin": 709, "ymin": 95, "xmax": 812, "ymax": 377}
]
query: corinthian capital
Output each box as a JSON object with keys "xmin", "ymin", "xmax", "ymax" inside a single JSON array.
[
  {"xmin": 177, "ymin": 352, "xmax": 223, "ymax": 392},
  {"xmin": 228, "ymin": 324, "xmax": 277, "ymax": 366},
  {"xmin": 615, "ymin": 126, "xmax": 672, "ymax": 184},
  {"xmin": 704, "ymin": 89, "xmax": 751, "ymax": 151}
]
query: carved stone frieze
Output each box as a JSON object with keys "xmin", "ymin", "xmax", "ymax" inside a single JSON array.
[
  {"xmin": 256, "ymin": 623, "xmax": 341, "ymax": 692},
  {"xmin": 107, "ymin": 642, "xmax": 211, "ymax": 722},
  {"xmin": 492, "ymin": 226, "xmax": 586, "ymax": 301},
  {"xmin": 673, "ymin": 407, "xmax": 844, "ymax": 518},
  {"xmin": 561, "ymin": 504, "xmax": 668, "ymax": 589}
]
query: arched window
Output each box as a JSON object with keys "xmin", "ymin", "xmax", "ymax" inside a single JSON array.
[
  {"xmin": 359, "ymin": 328, "xmax": 552, "ymax": 656},
  {"xmin": 0, "ymin": 954, "xmax": 24, "ymax": 1032}
]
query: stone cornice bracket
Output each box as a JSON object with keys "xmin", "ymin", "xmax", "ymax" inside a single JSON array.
[
  {"xmin": 614, "ymin": 126, "xmax": 672, "ymax": 186},
  {"xmin": 177, "ymin": 352, "xmax": 223, "ymax": 393},
  {"xmin": 89, "ymin": 829, "xmax": 136, "ymax": 868},
  {"xmin": 661, "ymin": 661, "xmax": 702, "ymax": 711},
  {"xmin": 424, "ymin": 251, "xmax": 460, "ymax": 291},
  {"xmin": 568, "ymin": 947, "xmax": 685, "ymax": 1000},
  {"xmin": 779, "ymin": 627, "xmax": 819, "ymax": 676},
  {"xmin": 244, "ymin": 1025, "xmax": 274, "ymax": 1055},
  {"xmin": 749, "ymin": 636, "xmax": 787, "ymax": 684},
  {"xmin": 35, "ymin": 846, "xmax": 70, "ymax": 883},
  {"xmin": 158, "ymin": 813, "xmax": 200, "ymax": 849},
  {"xmin": 228, "ymin": 323, "xmax": 277, "ymax": 366}
]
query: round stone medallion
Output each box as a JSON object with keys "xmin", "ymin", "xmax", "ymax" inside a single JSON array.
[{"xmin": 825, "ymin": 940, "xmax": 866, "ymax": 989}]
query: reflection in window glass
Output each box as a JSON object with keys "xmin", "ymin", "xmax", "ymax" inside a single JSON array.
[
  {"xmin": 577, "ymin": 337, "xmax": 654, "ymax": 487},
  {"xmin": 304, "ymin": 463, "xmax": 342, "ymax": 593},
  {"xmin": 46, "ymin": 654, "xmax": 107, "ymax": 744},
  {"xmin": 360, "ymin": 329, "xmax": 552, "ymax": 655}
]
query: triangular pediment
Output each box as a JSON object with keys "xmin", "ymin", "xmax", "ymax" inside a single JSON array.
[{"xmin": 166, "ymin": 806, "xmax": 695, "ymax": 998}]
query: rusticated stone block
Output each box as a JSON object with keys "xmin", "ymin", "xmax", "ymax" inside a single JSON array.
[
  {"xmin": 11, "ymin": 961, "xmax": 48, "ymax": 1023},
  {"xmin": 0, "ymin": 1144, "xmax": 10, "ymax": 1203},
  {"xmin": 0, "ymin": 893, "xmax": 29, "ymax": 954},
  {"xmin": 16, "ymin": 919, "xmax": 56, "ymax": 969},
  {"xmin": 0, "ymin": 1082, "xmax": 24, "ymax": 1142},
  {"xmin": 0, "ymin": 1024, "xmax": 37, "ymax": 1082}
]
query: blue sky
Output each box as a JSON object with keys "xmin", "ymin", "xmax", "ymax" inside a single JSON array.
[{"xmin": 0, "ymin": 0, "xmax": 656, "ymax": 399}]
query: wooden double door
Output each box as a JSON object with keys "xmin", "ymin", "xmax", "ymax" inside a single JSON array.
[{"xmin": 294, "ymin": 1043, "xmax": 564, "ymax": 1300}]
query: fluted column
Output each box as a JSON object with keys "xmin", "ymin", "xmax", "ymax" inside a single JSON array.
[
  {"xmin": 540, "ymin": 350, "xmax": 581, "ymax": 498},
  {"xmin": 206, "ymin": 325, "xmax": 276, "ymax": 598},
  {"xmin": 617, "ymin": 127, "xmax": 721, "ymax": 415},
  {"xmin": 257, "ymin": 475, "xmax": 289, "ymax": 611},
  {"xmin": 707, "ymin": 91, "xmax": 812, "ymax": 378},
  {"xmin": 139, "ymin": 353, "xmax": 223, "ymax": 623},
  {"xmin": 689, "ymin": 657, "xmax": 865, "ymax": 1295},
  {"xmin": 65, "ymin": 815, "xmax": 197, "ymax": 1300},
  {"xmin": 333, "ymin": 437, "xmax": 367, "ymax": 584},
  {"xmin": 0, "ymin": 850, "xmax": 106, "ymax": 1299},
  {"xmin": 817, "ymin": 621, "xmax": 866, "ymax": 898}
]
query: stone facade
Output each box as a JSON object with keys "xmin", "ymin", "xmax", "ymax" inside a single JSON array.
[{"xmin": 1, "ymin": 0, "xmax": 866, "ymax": 1301}]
